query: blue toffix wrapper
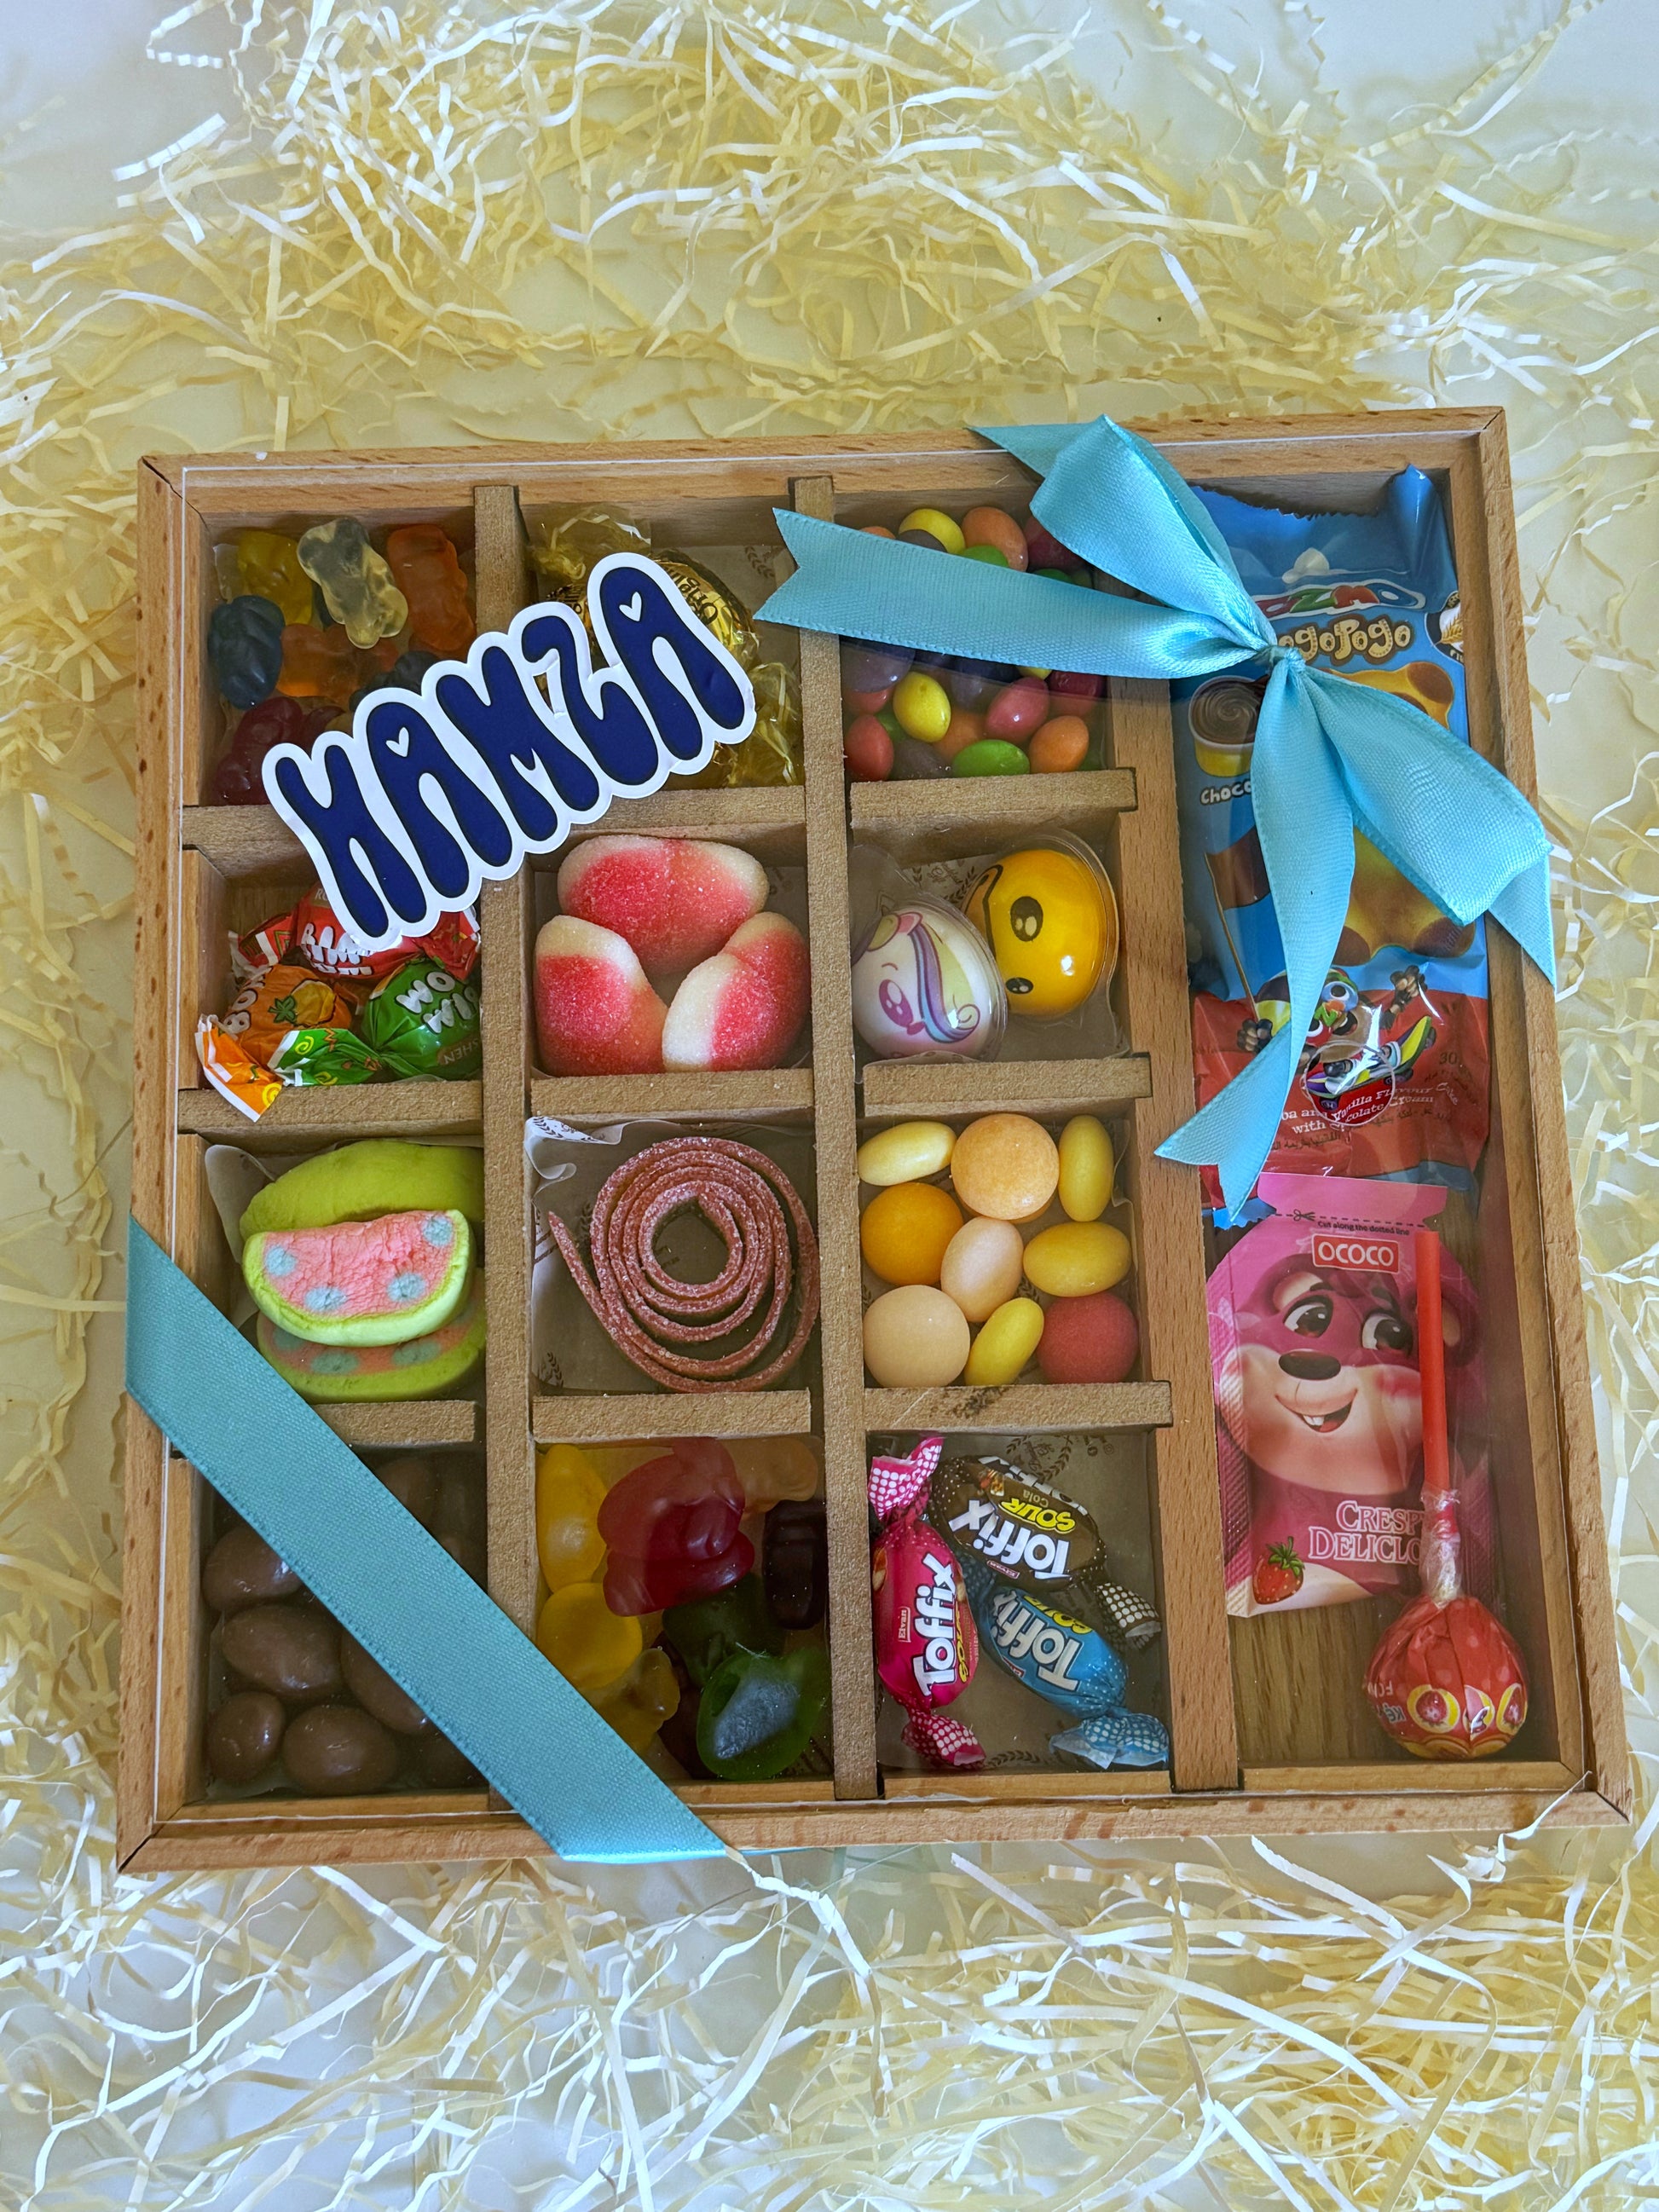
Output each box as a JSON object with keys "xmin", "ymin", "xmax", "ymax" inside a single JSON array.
[{"xmin": 964, "ymin": 1561, "xmax": 1171, "ymax": 1770}]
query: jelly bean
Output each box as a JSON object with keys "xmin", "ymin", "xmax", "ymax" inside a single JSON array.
[
  {"xmin": 385, "ymin": 523, "xmax": 475, "ymax": 656},
  {"xmin": 235, "ymin": 529, "xmax": 315, "ymax": 626},
  {"xmin": 1038, "ymin": 1290, "xmax": 1139, "ymax": 1383},
  {"xmin": 536, "ymin": 1580, "xmax": 643, "ymax": 1692},
  {"xmin": 298, "ymin": 517, "xmax": 408, "ymax": 648},
  {"xmin": 663, "ymin": 1574, "xmax": 783, "ymax": 1685},
  {"xmin": 842, "ymin": 685, "xmax": 893, "ymax": 714},
  {"xmin": 1058, "ymin": 1116, "xmax": 1115, "ymax": 1221},
  {"xmin": 763, "ymin": 1499, "xmax": 827, "ymax": 1630},
  {"xmin": 960, "ymin": 545, "xmax": 1008, "ymax": 567},
  {"xmin": 864, "ymin": 1285, "xmax": 971, "ymax": 1386},
  {"xmin": 697, "ymin": 1644, "xmax": 830, "ymax": 1780},
  {"xmin": 841, "ymin": 640, "xmax": 911, "ymax": 693},
  {"xmin": 1033, "ymin": 566, "xmax": 1073, "ymax": 584},
  {"xmin": 939, "ymin": 1216, "xmax": 1025, "ymax": 1323},
  {"xmin": 1025, "ymin": 518, "xmax": 1083, "ymax": 570},
  {"xmin": 284, "ymin": 1705, "xmax": 399, "ymax": 1793},
  {"xmin": 277, "ymin": 622, "xmax": 359, "ymax": 706},
  {"xmin": 1049, "ymin": 669, "xmax": 1104, "ymax": 702},
  {"xmin": 535, "ymin": 1442, "xmax": 608, "ymax": 1591},
  {"xmin": 892, "ymin": 671, "xmax": 953, "ymax": 742},
  {"xmin": 963, "ymin": 1296, "xmax": 1045, "ymax": 1386},
  {"xmin": 205, "ymin": 1690, "xmax": 287, "ymax": 1785},
  {"xmin": 209, "ymin": 596, "xmax": 285, "ymax": 708},
  {"xmin": 985, "ymin": 680, "xmax": 1050, "ymax": 740},
  {"xmin": 1029, "ymin": 716, "xmax": 1091, "ymax": 774},
  {"xmin": 726, "ymin": 1435, "xmax": 821, "ymax": 1510},
  {"xmin": 861, "ymin": 525, "xmax": 895, "ymax": 539},
  {"xmin": 946, "ymin": 656, "xmax": 1015, "ymax": 711},
  {"xmin": 899, "ymin": 528, "xmax": 946, "ymax": 551},
  {"xmin": 951, "ymin": 740, "xmax": 1030, "ymax": 778},
  {"xmin": 899, "ymin": 507, "xmax": 965, "ymax": 554},
  {"xmin": 860, "ymin": 1181, "xmax": 964, "ymax": 1286},
  {"xmin": 587, "ymin": 1645, "xmax": 679, "ymax": 1753},
  {"xmin": 844, "ymin": 714, "xmax": 894, "ymax": 782},
  {"xmin": 1021, "ymin": 1221, "xmax": 1132, "ymax": 1297},
  {"xmin": 962, "ymin": 506, "xmax": 1028, "ymax": 568},
  {"xmin": 951, "ymin": 1114, "xmax": 1059, "ymax": 1222},
  {"xmin": 856, "ymin": 1119, "xmax": 956, "ymax": 1187},
  {"xmin": 889, "ymin": 732, "xmax": 951, "ymax": 779},
  {"xmin": 935, "ymin": 709, "xmax": 986, "ymax": 765}
]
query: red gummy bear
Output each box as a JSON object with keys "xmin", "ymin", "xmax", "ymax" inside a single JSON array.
[
  {"xmin": 597, "ymin": 1439, "xmax": 754, "ymax": 1614},
  {"xmin": 211, "ymin": 695, "xmax": 332, "ymax": 805}
]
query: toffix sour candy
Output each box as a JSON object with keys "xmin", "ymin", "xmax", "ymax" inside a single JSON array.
[
  {"xmin": 1172, "ymin": 468, "xmax": 1488, "ymax": 1200},
  {"xmin": 869, "ymin": 1436, "xmax": 984, "ymax": 1770},
  {"xmin": 1210, "ymin": 1174, "xmax": 1491, "ymax": 1618},
  {"xmin": 928, "ymin": 1456, "xmax": 1160, "ymax": 1650}
]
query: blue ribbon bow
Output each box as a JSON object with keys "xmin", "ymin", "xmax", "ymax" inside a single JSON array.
[{"xmin": 759, "ymin": 414, "xmax": 1554, "ymax": 1210}]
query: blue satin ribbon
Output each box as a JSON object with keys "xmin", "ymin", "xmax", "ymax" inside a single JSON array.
[
  {"xmin": 760, "ymin": 413, "xmax": 1554, "ymax": 1210},
  {"xmin": 125, "ymin": 1219, "xmax": 723, "ymax": 1863}
]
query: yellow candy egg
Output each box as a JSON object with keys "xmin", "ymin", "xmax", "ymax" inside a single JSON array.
[
  {"xmin": 535, "ymin": 1442, "xmax": 608, "ymax": 1591},
  {"xmin": 964, "ymin": 1297, "xmax": 1045, "ymax": 1386},
  {"xmin": 1021, "ymin": 1221, "xmax": 1132, "ymax": 1298},
  {"xmin": 962, "ymin": 842, "xmax": 1119, "ymax": 1019},
  {"xmin": 535, "ymin": 1582, "xmax": 641, "ymax": 1693},
  {"xmin": 864, "ymin": 1285, "xmax": 972, "ymax": 1386},
  {"xmin": 860, "ymin": 1181, "xmax": 964, "ymax": 1285},
  {"xmin": 892, "ymin": 670, "xmax": 953, "ymax": 742},
  {"xmin": 1058, "ymin": 1116, "xmax": 1115, "ymax": 1222},
  {"xmin": 939, "ymin": 1215, "xmax": 1026, "ymax": 1322},
  {"xmin": 857, "ymin": 1119, "xmax": 957, "ymax": 1187},
  {"xmin": 899, "ymin": 507, "xmax": 967, "ymax": 554}
]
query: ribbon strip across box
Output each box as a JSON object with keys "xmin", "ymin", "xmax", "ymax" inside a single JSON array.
[{"xmin": 121, "ymin": 415, "xmax": 1628, "ymax": 1870}]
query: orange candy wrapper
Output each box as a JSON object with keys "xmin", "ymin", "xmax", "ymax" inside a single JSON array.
[{"xmin": 1364, "ymin": 1228, "xmax": 1529, "ymax": 1759}]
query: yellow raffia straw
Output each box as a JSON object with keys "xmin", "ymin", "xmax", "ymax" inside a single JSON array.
[{"xmin": 3, "ymin": 1, "xmax": 1657, "ymax": 2202}]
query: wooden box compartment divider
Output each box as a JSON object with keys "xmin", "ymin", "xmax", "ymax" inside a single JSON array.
[{"xmin": 122, "ymin": 414, "xmax": 1629, "ymax": 1871}]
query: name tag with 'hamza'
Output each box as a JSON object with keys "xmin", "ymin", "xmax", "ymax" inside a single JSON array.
[{"xmin": 261, "ymin": 552, "xmax": 758, "ymax": 950}]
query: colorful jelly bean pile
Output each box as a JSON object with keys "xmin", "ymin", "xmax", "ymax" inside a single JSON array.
[
  {"xmin": 533, "ymin": 1435, "xmax": 830, "ymax": 1775},
  {"xmin": 858, "ymin": 1114, "xmax": 1139, "ymax": 1389},
  {"xmin": 841, "ymin": 505, "xmax": 1102, "ymax": 783},
  {"xmin": 206, "ymin": 519, "xmax": 476, "ymax": 802},
  {"xmin": 201, "ymin": 1456, "xmax": 486, "ymax": 1796}
]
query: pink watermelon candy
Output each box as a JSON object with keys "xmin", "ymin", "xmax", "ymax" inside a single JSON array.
[
  {"xmin": 258, "ymin": 1271, "xmax": 486, "ymax": 1401},
  {"xmin": 556, "ymin": 835, "xmax": 768, "ymax": 983},
  {"xmin": 661, "ymin": 912, "xmax": 811, "ymax": 1072},
  {"xmin": 534, "ymin": 915, "xmax": 667, "ymax": 1076},
  {"xmin": 243, "ymin": 1210, "xmax": 472, "ymax": 1346}
]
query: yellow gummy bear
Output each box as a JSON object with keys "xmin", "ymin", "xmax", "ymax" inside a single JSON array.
[
  {"xmin": 586, "ymin": 1646, "xmax": 679, "ymax": 1753},
  {"xmin": 297, "ymin": 516, "xmax": 408, "ymax": 648},
  {"xmin": 236, "ymin": 528, "xmax": 315, "ymax": 626},
  {"xmin": 535, "ymin": 1444, "xmax": 608, "ymax": 1592},
  {"xmin": 535, "ymin": 1580, "xmax": 641, "ymax": 1694}
]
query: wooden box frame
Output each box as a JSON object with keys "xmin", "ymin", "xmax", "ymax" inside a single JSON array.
[{"xmin": 120, "ymin": 411, "xmax": 1629, "ymax": 1870}]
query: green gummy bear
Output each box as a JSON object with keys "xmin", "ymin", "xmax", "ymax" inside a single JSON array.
[
  {"xmin": 696, "ymin": 1644, "xmax": 830, "ymax": 1782},
  {"xmin": 662, "ymin": 1574, "xmax": 783, "ymax": 1689}
]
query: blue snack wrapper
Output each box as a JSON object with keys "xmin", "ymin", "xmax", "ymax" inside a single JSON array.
[{"xmin": 964, "ymin": 1559, "xmax": 1170, "ymax": 1768}]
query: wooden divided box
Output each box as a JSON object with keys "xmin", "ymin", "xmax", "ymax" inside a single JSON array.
[{"xmin": 120, "ymin": 412, "xmax": 1628, "ymax": 1869}]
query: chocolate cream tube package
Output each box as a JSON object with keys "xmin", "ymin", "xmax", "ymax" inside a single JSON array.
[{"xmin": 1172, "ymin": 469, "xmax": 1488, "ymax": 1205}]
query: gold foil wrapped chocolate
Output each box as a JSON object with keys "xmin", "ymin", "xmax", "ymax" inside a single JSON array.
[{"xmin": 528, "ymin": 505, "xmax": 801, "ymax": 786}]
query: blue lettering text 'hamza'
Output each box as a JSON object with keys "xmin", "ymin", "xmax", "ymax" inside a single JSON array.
[{"xmin": 261, "ymin": 552, "xmax": 758, "ymax": 950}]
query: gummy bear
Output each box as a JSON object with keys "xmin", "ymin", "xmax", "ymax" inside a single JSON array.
[
  {"xmin": 235, "ymin": 529, "xmax": 315, "ymax": 626},
  {"xmin": 535, "ymin": 1580, "xmax": 642, "ymax": 1693},
  {"xmin": 535, "ymin": 1444, "xmax": 607, "ymax": 1593},
  {"xmin": 597, "ymin": 1441, "xmax": 753, "ymax": 1614},
  {"xmin": 211, "ymin": 695, "xmax": 334, "ymax": 806},
  {"xmin": 386, "ymin": 524, "xmax": 475, "ymax": 656},
  {"xmin": 209, "ymin": 596, "xmax": 285, "ymax": 708},
  {"xmin": 587, "ymin": 1645, "xmax": 679, "ymax": 1753},
  {"xmin": 656, "ymin": 1644, "xmax": 709, "ymax": 1777},
  {"xmin": 350, "ymin": 650, "xmax": 438, "ymax": 714},
  {"xmin": 277, "ymin": 622, "xmax": 360, "ymax": 707},
  {"xmin": 662, "ymin": 1574, "xmax": 783, "ymax": 1687},
  {"xmin": 696, "ymin": 1645, "xmax": 830, "ymax": 1781},
  {"xmin": 726, "ymin": 1435, "xmax": 820, "ymax": 1511},
  {"xmin": 298, "ymin": 517, "xmax": 409, "ymax": 649},
  {"xmin": 763, "ymin": 1499, "xmax": 827, "ymax": 1631}
]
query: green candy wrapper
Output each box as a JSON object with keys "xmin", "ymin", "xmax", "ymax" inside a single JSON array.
[{"xmin": 357, "ymin": 962, "xmax": 483, "ymax": 1079}]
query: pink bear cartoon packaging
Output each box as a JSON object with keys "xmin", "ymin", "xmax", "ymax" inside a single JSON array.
[{"xmin": 1208, "ymin": 1174, "xmax": 1491, "ymax": 1619}]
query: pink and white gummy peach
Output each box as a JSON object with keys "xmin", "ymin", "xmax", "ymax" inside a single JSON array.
[
  {"xmin": 556, "ymin": 835, "xmax": 768, "ymax": 984},
  {"xmin": 661, "ymin": 912, "xmax": 811, "ymax": 1072},
  {"xmin": 533, "ymin": 915, "xmax": 666, "ymax": 1076}
]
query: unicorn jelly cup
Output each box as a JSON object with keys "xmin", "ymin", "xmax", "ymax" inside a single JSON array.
[{"xmin": 850, "ymin": 897, "xmax": 1004, "ymax": 1061}]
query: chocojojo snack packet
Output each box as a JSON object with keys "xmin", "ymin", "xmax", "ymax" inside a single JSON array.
[
  {"xmin": 1172, "ymin": 467, "xmax": 1488, "ymax": 1201},
  {"xmin": 194, "ymin": 886, "xmax": 482, "ymax": 1121},
  {"xmin": 870, "ymin": 1436, "xmax": 984, "ymax": 1770},
  {"xmin": 930, "ymin": 1455, "xmax": 1160, "ymax": 1651},
  {"xmin": 960, "ymin": 1556, "xmax": 1171, "ymax": 1771},
  {"xmin": 1210, "ymin": 1173, "xmax": 1492, "ymax": 1620}
]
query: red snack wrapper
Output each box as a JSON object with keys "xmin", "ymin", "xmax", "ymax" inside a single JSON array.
[
  {"xmin": 870, "ymin": 1435, "xmax": 983, "ymax": 1770},
  {"xmin": 238, "ymin": 889, "xmax": 480, "ymax": 987}
]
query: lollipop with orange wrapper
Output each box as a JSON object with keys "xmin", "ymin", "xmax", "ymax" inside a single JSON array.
[{"xmin": 1364, "ymin": 1227, "xmax": 1529, "ymax": 1759}]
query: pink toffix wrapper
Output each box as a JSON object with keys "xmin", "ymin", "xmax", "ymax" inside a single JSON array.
[{"xmin": 869, "ymin": 1435, "xmax": 984, "ymax": 1769}]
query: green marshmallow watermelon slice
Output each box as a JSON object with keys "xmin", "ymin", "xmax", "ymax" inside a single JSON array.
[
  {"xmin": 257, "ymin": 1271, "xmax": 486, "ymax": 1401},
  {"xmin": 243, "ymin": 1210, "xmax": 472, "ymax": 1346}
]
